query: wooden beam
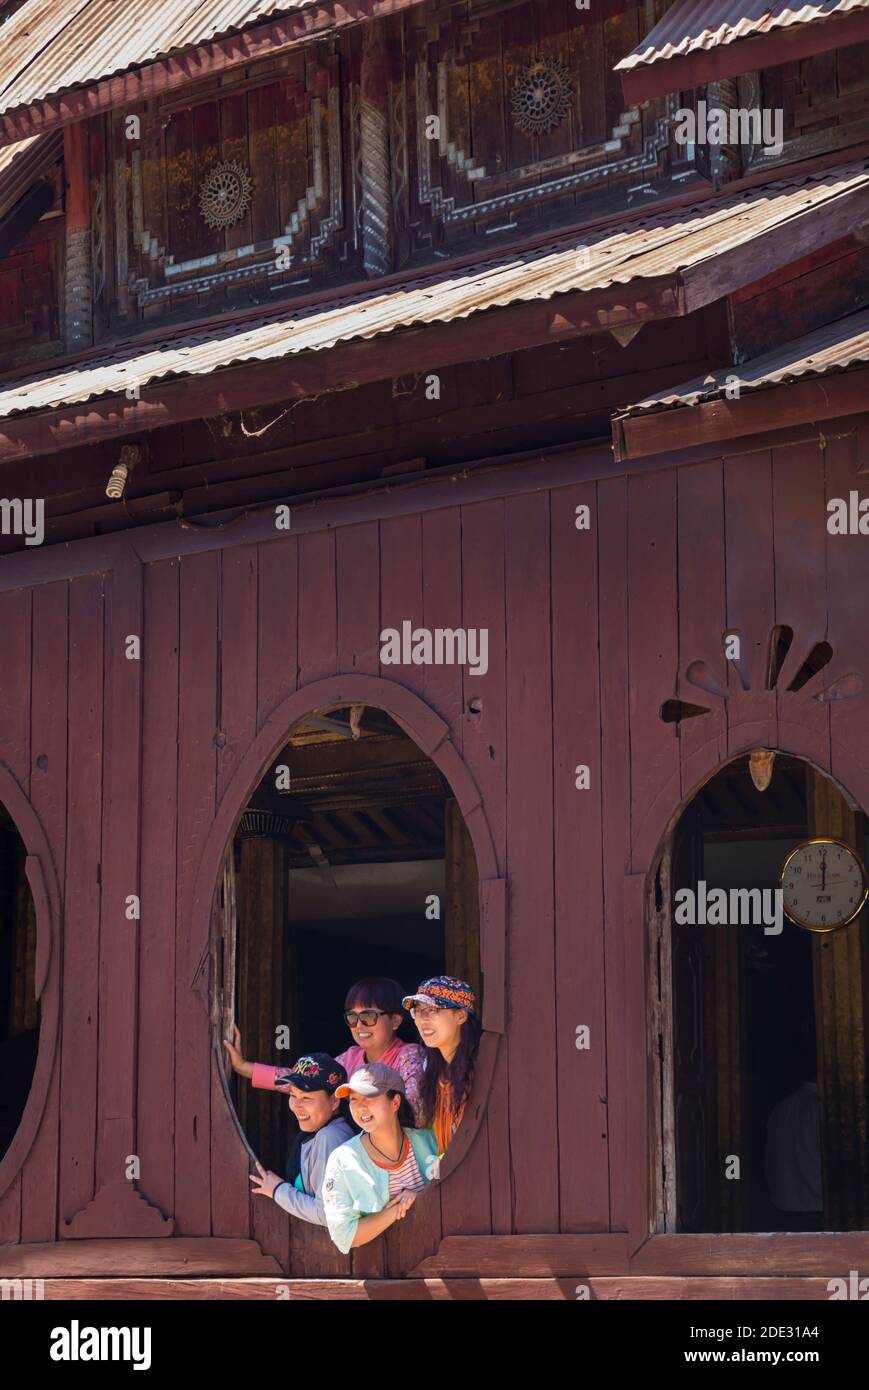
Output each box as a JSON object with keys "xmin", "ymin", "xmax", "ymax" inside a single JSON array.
[
  {"xmin": 613, "ymin": 366, "xmax": 869, "ymax": 462},
  {"xmin": 0, "ymin": 1, "xmax": 431, "ymax": 145},
  {"xmin": 619, "ymin": 11, "xmax": 869, "ymax": 105},
  {"xmin": 14, "ymin": 1274, "xmax": 843, "ymax": 1299},
  {"xmin": 0, "ymin": 1237, "xmax": 281, "ymax": 1277},
  {"xmin": 0, "ymin": 277, "xmax": 682, "ymax": 465}
]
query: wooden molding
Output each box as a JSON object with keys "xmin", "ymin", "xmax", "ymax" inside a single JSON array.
[
  {"xmin": 15, "ymin": 1274, "xmax": 849, "ymax": 1298},
  {"xmin": 62, "ymin": 1180, "xmax": 174, "ymax": 1239},
  {"xmin": 0, "ymin": 1237, "xmax": 281, "ymax": 1277}
]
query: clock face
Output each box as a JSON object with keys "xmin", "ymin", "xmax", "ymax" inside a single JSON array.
[{"xmin": 781, "ymin": 838, "xmax": 868, "ymax": 932}]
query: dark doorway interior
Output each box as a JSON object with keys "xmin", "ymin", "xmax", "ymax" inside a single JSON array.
[
  {"xmin": 0, "ymin": 802, "xmax": 38, "ymax": 1164},
  {"xmin": 670, "ymin": 754, "xmax": 869, "ymax": 1234}
]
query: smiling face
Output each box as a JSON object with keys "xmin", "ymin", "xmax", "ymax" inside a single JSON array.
[
  {"xmin": 348, "ymin": 1089, "xmax": 401, "ymax": 1133},
  {"xmin": 346, "ymin": 1000, "xmax": 402, "ymax": 1062},
  {"xmin": 414, "ymin": 1004, "xmax": 468, "ymax": 1055},
  {"xmin": 286, "ymin": 1083, "xmax": 340, "ymax": 1132}
]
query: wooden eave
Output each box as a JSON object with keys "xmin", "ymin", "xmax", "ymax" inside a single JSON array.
[
  {"xmin": 612, "ymin": 363, "xmax": 869, "ymax": 462},
  {"xmin": 619, "ymin": 9, "xmax": 869, "ymax": 105},
  {"xmin": 0, "ymin": 0, "xmax": 427, "ymax": 145}
]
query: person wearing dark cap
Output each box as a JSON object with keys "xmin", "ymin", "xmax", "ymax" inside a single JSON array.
[
  {"xmin": 233, "ymin": 1049, "xmax": 354, "ymax": 1226},
  {"xmin": 321, "ymin": 1063, "xmax": 439, "ymax": 1254},
  {"xmin": 402, "ymin": 976, "xmax": 481, "ymax": 1157}
]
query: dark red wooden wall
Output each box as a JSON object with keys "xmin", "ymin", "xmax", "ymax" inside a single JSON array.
[{"xmin": 1, "ymin": 427, "xmax": 868, "ymax": 1275}]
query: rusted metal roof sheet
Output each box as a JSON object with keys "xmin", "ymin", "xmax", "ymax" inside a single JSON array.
[
  {"xmin": 2, "ymin": 160, "xmax": 868, "ymax": 422},
  {"xmin": 0, "ymin": 0, "xmax": 425, "ymax": 120},
  {"xmin": 617, "ymin": 306, "xmax": 869, "ymax": 417},
  {"xmin": 0, "ymin": 129, "xmax": 62, "ymax": 221},
  {"xmin": 617, "ymin": 0, "xmax": 869, "ymax": 74}
]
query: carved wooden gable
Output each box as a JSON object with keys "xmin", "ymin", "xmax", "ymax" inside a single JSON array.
[
  {"xmin": 399, "ymin": 0, "xmax": 678, "ymax": 254},
  {"xmin": 107, "ymin": 49, "xmax": 348, "ymax": 321}
]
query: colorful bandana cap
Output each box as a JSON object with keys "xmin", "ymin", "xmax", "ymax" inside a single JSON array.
[
  {"xmin": 273, "ymin": 1052, "xmax": 347, "ymax": 1094},
  {"xmin": 402, "ymin": 975, "xmax": 479, "ymax": 1016}
]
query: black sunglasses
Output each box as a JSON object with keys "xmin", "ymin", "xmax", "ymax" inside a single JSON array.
[{"xmin": 344, "ymin": 1010, "xmax": 390, "ymax": 1027}]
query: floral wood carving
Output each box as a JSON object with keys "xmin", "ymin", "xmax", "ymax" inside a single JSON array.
[
  {"xmin": 198, "ymin": 160, "xmax": 253, "ymax": 230},
  {"xmin": 511, "ymin": 59, "xmax": 573, "ymax": 135}
]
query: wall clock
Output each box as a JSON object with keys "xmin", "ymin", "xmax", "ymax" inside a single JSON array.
[{"xmin": 780, "ymin": 837, "xmax": 869, "ymax": 932}]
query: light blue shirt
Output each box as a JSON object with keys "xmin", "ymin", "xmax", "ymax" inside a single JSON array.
[{"xmin": 322, "ymin": 1128, "xmax": 439, "ymax": 1254}]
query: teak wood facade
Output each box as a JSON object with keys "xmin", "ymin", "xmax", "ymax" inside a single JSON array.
[{"xmin": 3, "ymin": 0, "xmax": 869, "ymax": 1298}]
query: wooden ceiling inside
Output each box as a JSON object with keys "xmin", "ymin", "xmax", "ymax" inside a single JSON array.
[{"xmin": 240, "ymin": 705, "xmax": 448, "ymax": 869}]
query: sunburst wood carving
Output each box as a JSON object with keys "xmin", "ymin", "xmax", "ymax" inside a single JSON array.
[
  {"xmin": 661, "ymin": 625, "xmax": 862, "ymax": 723},
  {"xmin": 198, "ymin": 160, "xmax": 252, "ymax": 230}
]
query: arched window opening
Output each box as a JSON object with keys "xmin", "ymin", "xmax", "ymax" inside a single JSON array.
[
  {"xmin": 662, "ymin": 753, "xmax": 869, "ymax": 1234},
  {"xmin": 214, "ymin": 705, "xmax": 480, "ymax": 1181},
  {"xmin": 0, "ymin": 800, "xmax": 39, "ymax": 1163}
]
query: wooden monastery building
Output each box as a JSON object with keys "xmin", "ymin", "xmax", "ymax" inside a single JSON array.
[{"xmin": 2, "ymin": 0, "xmax": 869, "ymax": 1299}]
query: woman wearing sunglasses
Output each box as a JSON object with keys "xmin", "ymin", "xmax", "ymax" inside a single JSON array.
[
  {"xmin": 403, "ymin": 975, "xmax": 481, "ymax": 1157},
  {"xmin": 225, "ymin": 977, "xmax": 426, "ymax": 1125},
  {"xmin": 334, "ymin": 977, "xmax": 425, "ymax": 1124}
]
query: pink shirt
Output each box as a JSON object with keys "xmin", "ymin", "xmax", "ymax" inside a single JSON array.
[{"xmin": 251, "ymin": 1037, "xmax": 427, "ymax": 1126}]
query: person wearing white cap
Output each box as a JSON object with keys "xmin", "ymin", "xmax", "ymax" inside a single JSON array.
[{"xmin": 321, "ymin": 1063, "xmax": 439, "ymax": 1253}]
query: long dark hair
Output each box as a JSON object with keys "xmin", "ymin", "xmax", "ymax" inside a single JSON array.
[
  {"xmin": 388, "ymin": 1090, "xmax": 417, "ymax": 1130},
  {"xmin": 418, "ymin": 1012, "xmax": 481, "ymax": 1126}
]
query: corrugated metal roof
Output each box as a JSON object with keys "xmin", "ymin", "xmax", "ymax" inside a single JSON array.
[
  {"xmin": 2, "ymin": 160, "xmax": 868, "ymax": 422},
  {"xmin": 0, "ymin": 129, "xmax": 62, "ymax": 221},
  {"xmin": 616, "ymin": 0, "xmax": 869, "ymax": 74},
  {"xmin": 617, "ymin": 306, "xmax": 869, "ymax": 417},
  {"xmin": 0, "ymin": 0, "xmax": 423, "ymax": 119}
]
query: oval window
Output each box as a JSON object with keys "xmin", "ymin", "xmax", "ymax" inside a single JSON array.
[
  {"xmin": 214, "ymin": 705, "xmax": 481, "ymax": 1182},
  {"xmin": 0, "ymin": 799, "xmax": 39, "ymax": 1164}
]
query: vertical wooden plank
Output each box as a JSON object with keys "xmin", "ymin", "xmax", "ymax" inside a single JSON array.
[
  {"xmin": 467, "ymin": 17, "xmax": 505, "ymax": 216},
  {"xmin": 248, "ymin": 85, "xmax": 278, "ymax": 245},
  {"xmin": 218, "ymin": 545, "xmax": 259, "ymax": 804},
  {"xmin": 771, "ymin": 441, "xmax": 831, "ymax": 768},
  {"xmin": 0, "ymin": 1174, "xmax": 21, "ymax": 1244},
  {"xmin": 214, "ymin": 543, "xmax": 260, "ymax": 1243},
  {"xmin": 164, "ymin": 107, "xmax": 197, "ymax": 263},
  {"xmin": 723, "ymin": 452, "xmax": 776, "ymax": 752},
  {"xmin": 628, "ymin": 468, "xmax": 680, "ymax": 870},
  {"xmin": 337, "ymin": 523, "xmax": 380, "ymax": 675},
  {"xmin": 826, "ymin": 433, "xmax": 869, "ymax": 792},
  {"xmin": 95, "ymin": 552, "xmax": 143, "ymax": 1197},
  {"xmin": 174, "ymin": 552, "xmax": 218, "ymax": 1235},
  {"xmin": 598, "ymin": 476, "xmax": 630, "ymax": 1231},
  {"xmin": 505, "ymin": 491, "xmax": 557, "ymax": 1232},
  {"xmin": 257, "ymin": 537, "xmax": 298, "ymax": 732},
  {"xmin": 676, "ymin": 461, "xmax": 728, "ymax": 797},
  {"xmin": 138, "ymin": 559, "xmax": 179, "ymax": 1223},
  {"xmin": 58, "ymin": 575, "xmax": 103, "ymax": 1229},
  {"xmin": 380, "ymin": 515, "xmax": 424, "ymax": 697},
  {"xmin": 193, "ymin": 102, "xmax": 223, "ymax": 260},
  {"xmin": 298, "ymin": 532, "xmax": 337, "ymax": 688},
  {"xmin": 0, "ymin": 590, "xmax": 31, "ymax": 784},
  {"xmin": 551, "ymin": 481, "xmax": 608, "ymax": 1231},
  {"xmin": 221, "ymin": 93, "xmax": 253, "ymax": 252},
  {"xmin": 275, "ymin": 60, "xmax": 309, "ymax": 258},
  {"xmin": 422, "ymin": 509, "xmax": 464, "ymax": 742},
  {"xmin": 460, "ymin": 498, "xmax": 510, "ymax": 1233},
  {"xmin": 21, "ymin": 581, "xmax": 68, "ymax": 1243}
]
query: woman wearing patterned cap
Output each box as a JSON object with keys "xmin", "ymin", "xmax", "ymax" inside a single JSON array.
[
  {"xmin": 402, "ymin": 976, "xmax": 481, "ymax": 1157},
  {"xmin": 321, "ymin": 1063, "xmax": 439, "ymax": 1253}
]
